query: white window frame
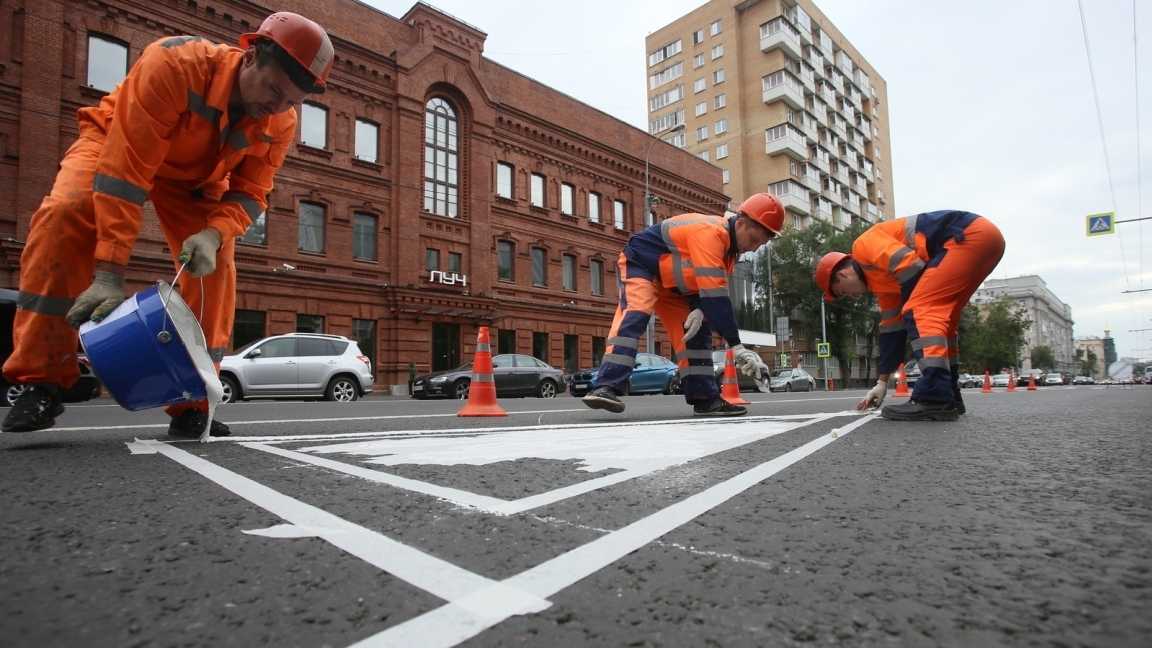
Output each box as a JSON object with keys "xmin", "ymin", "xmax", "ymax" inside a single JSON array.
[
  {"xmin": 354, "ymin": 118, "xmax": 379, "ymax": 163},
  {"xmin": 588, "ymin": 192, "xmax": 601, "ymax": 223},
  {"xmin": 715, "ymin": 118, "xmax": 728, "ymax": 134},
  {"xmin": 86, "ymin": 34, "xmax": 128, "ymax": 93},
  {"xmin": 300, "ymin": 102, "xmax": 328, "ymax": 148},
  {"xmin": 695, "ymin": 101, "xmax": 707, "ymax": 117},
  {"xmin": 496, "ymin": 162, "xmax": 514, "ymax": 198},
  {"xmin": 714, "ymin": 93, "xmax": 727, "ymax": 109},
  {"xmin": 711, "ymin": 44, "xmax": 723, "ymax": 60},
  {"xmin": 716, "ymin": 143, "xmax": 728, "ymax": 159},
  {"xmin": 531, "ymin": 173, "xmax": 546, "ymax": 208},
  {"xmin": 694, "ymin": 78, "xmax": 706, "ymax": 93}
]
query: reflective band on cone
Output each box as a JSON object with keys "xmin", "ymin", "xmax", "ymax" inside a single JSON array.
[
  {"xmin": 892, "ymin": 363, "xmax": 911, "ymax": 397},
  {"xmin": 720, "ymin": 347, "xmax": 750, "ymax": 405},
  {"xmin": 982, "ymin": 370, "xmax": 993, "ymax": 393},
  {"xmin": 457, "ymin": 327, "xmax": 508, "ymax": 417},
  {"xmin": 1006, "ymin": 371, "xmax": 1017, "ymax": 392}
]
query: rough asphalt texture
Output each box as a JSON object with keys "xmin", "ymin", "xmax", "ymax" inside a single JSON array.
[{"xmin": 1, "ymin": 385, "xmax": 1148, "ymax": 647}]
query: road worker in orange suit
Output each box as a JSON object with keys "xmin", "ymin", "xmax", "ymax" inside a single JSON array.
[
  {"xmin": 582, "ymin": 194, "xmax": 783, "ymax": 417},
  {"xmin": 1, "ymin": 13, "xmax": 333, "ymax": 435},
  {"xmin": 815, "ymin": 210, "xmax": 1005, "ymax": 421}
]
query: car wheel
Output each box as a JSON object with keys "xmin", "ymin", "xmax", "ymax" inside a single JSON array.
[
  {"xmin": 220, "ymin": 376, "xmax": 239, "ymax": 404},
  {"xmin": 785, "ymin": 382, "xmax": 792, "ymax": 392},
  {"xmin": 325, "ymin": 376, "xmax": 359, "ymax": 402},
  {"xmin": 538, "ymin": 379, "xmax": 557, "ymax": 399},
  {"xmin": 452, "ymin": 379, "xmax": 470, "ymax": 400},
  {"xmin": 5, "ymin": 384, "xmax": 24, "ymax": 407},
  {"xmin": 663, "ymin": 375, "xmax": 680, "ymax": 395}
]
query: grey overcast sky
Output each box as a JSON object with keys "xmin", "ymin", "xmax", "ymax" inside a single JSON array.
[{"xmin": 362, "ymin": 0, "xmax": 1152, "ymax": 361}]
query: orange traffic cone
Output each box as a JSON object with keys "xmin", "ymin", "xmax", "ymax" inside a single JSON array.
[
  {"xmin": 982, "ymin": 370, "xmax": 993, "ymax": 393},
  {"xmin": 892, "ymin": 363, "xmax": 911, "ymax": 397},
  {"xmin": 457, "ymin": 327, "xmax": 507, "ymax": 417},
  {"xmin": 1007, "ymin": 371, "xmax": 1017, "ymax": 392},
  {"xmin": 720, "ymin": 347, "xmax": 750, "ymax": 405},
  {"xmin": 1027, "ymin": 374, "xmax": 1037, "ymax": 391}
]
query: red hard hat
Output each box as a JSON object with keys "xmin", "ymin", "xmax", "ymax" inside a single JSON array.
[
  {"xmin": 240, "ymin": 12, "xmax": 333, "ymax": 91},
  {"xmin": 815, "ymin": 251, "xmax": 850, "ymax": 301},
  {"xmin": 737, "ymin": 193, "xmax": 785, "ymax": 235}
]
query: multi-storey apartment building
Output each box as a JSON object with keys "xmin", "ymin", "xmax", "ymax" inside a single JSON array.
[
  {"xmin": 973, "ymin": 276, "xmax": 1076, "ymax": 372},
  {"xmin": 0, "ymin": 0, "xmax": 726, "ymax": 390}
]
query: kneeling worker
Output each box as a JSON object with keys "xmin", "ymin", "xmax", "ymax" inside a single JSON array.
[
  {"xmin": 815, "ymin": 210, "xmax": 1005, "ymax": 421},
  {"xmin": 582, "ymin": 194, "xmax": 783, "ymax": 417}
]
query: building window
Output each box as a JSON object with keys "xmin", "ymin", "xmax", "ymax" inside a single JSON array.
[
  {"xmin": 694, "ymin": 78, "xmax": 706, "ymax": 93},
  {"xmin": 498, "ymin": 329, "xmax": 516, "ymax": 355},
  {"xmin": 666, "ymin": 133, "xmax": 686, "ymax": 147},
  {"xmin": 713, "ymin": 68, "xmax": 725, "ymax": 84},
  {"xmin": 695, "ymin": 101, "xmax": 707, "ymax": 117},
  {"xmin": 449, "ymin": 251, "xmax": 462, "ymax": 273},
  {"xmin": 693, "ymin": 29, "xmax": 705, "ymax": 45},
  {"xmin": 647, "ymin": 39, "xmax": 682, "ymax": 67},
  {"xmin": 693, "ymin": 53, "xmax": 705, "ymax": 68},
  {"xmin": 352, "ymin": 319, "xmax": 376, "ymax": 372},
  {"xmin": 714, "ymin": 93, "xmax": 727, "ymax": 109},
  {"xmin": 232, "ymin": 310, "xmax": 266, "ymax": 351},
  {"xmin": 298, "ymin": 202, "xmax": 325, "ymax": 253},
  {"xmin": 562, "ymin": 183, "xmax": 575, "ymax": 215},
  {"xmin": 592, "ymin": 336, "xmax": 606, "ymax": 366},
  {"xmin": 711, "ymin": 44, "xmax": 724, "ymax": 59},
  {"xmin": 563, "ymin": 254, "xmax": 577, "ymax": 291},
  {"xmin": 353, "ymin": 212, "xmax": 377, "ymax": 261},
  {"xmin": 696, "ymin": 126, "xmax": 708, "ymax": 142},
  {"xmin": 532, "ymin": 248, "xmax": 547, "ymax": 286},
  {"xmin": 614, "ymin": 200, "xmax": 626, "ymax": 229},
  {"xmin": 533, "ymin": 332, "xmax": 549, "ymax": 363},
  {"xmin": 649, "ymin": 61, "xmax": 683, "ymax": 89},
  {"xmin": 424, "ymin": 97, "xmax": 459, "ymax": 218},
  {"xmin": 239, "ymin": 211, "xmax": 266, "ymax": 246},
  {"xmin": 650, "ymin": 108, "xmax": 684, "ymax": 133},
  {"xmin": 531, "ymin": 173, "xmax": 546, "ymax": 207},
  {"xmin": 497, "ymin": 162, "xmax": 514, "ymax": 198},
  {"xmin": 590, "ymin": 259, "xmax": 604, "ymax": 295},
  {"xmin": 715, "ymin": 118, "xmax": 728, "ymax": 134},
  {"xmin": 588, "ymin": 192, "xmax": 601, "ymax": 223},
  {"xmin": 497, "ymin": 241, "xmax": 514, "ymax": 281},
  {"xmin": 355, "ymin": 119, "xmax": 379, "ymax": 163},
  {"xmin": 722, "ymin": 169, "xmax": 730, "ymax": 184},
  {"xmin": 297, "ymin": 314, "xmax": 324, "ymax": 334},
  {"xmin": 300, "ymin": 102, "xmax": 328, "ymax": 148},
  {"xmin": 87, "ymin": 34, "xmax": 128, "ymax": 93},
  {"xmin": 426, "ymin": 248, "xmax": 440, "ymax": 271},
  {"xmin": 717, "ymin": 143, "xmax": 729, "ymax": 159},
  {"xmin": 710, "ymin": 19, "xmax": 723, "ymax": 36},
  {"xmin": 699, "ymin": 150, "xmax": 710, "ymax": 162},
  {"xmin": 650, "ymin": 84, "xmax": 685, "ymax": 111}
]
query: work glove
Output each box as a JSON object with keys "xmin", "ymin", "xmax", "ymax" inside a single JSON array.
[
  {"xmin": 858, "ymin": 380, "xmax": 888, "ymax": 410},
  {"xmin": 730, "ymin": 344, "xmax": 762, "ymax": 380},
  {"xmin": 683, "ymin": 308, "xmax": 704, "ymax": 340},
  {"xmin": 179, "ymin": 228, "xmax": 222, "ymax": 277},
  {"xmin": 66, "ymin": 271, "xmax": 125, "ymax": 328}
]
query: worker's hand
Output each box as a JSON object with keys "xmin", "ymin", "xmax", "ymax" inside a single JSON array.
[
  {"xmin": 683, "ymin": 309, "xmax": 704, "ymax": 340},
  {"xmin": 66, "ymin": 271, "xmax": 125, "ymax": 328},
  {"xmin": 179, "ymin": 228, "xmax": 222, "ymax": 277},
  {"xmin": 857, "ymin": 380, "xmax": 888, "ymax": 410},
  {"xmin": 731, "ymin": 344, "xmax": 762, "ymax": 380}
]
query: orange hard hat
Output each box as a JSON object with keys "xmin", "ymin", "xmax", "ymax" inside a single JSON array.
[
  {"xmin": 815, "ymin": 251, "xmax": 850, "ymax": 301},
  {"xmin": 737, "ymin": 193, "xmax": 785, "ymax": 235},
  {"xmin": 240, "ymin": 12, "xmax": 333, "ymax": 92}
]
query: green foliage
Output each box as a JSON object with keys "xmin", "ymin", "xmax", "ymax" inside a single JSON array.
[
  {"xmin": 1080, "ymin": 350, "xmax": 1099, "ymax": 377},
  {"xmin": 1031, "ymin": 346, "xmax": 1055, "ymax": 372},
  {"xmin": 957, "ymin": 298, "xmax": 1031, "ymax": 373}
]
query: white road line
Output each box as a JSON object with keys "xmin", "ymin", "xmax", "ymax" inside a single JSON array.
[{"xmin": 352, "ymin": 413, "xmax": 877, "ymax": 648}]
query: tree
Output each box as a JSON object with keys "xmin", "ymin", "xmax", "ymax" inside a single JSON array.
[
  {"xmin": 1031, "ymin": 346, "xmax": 1055, "ymax": 372},
  {"xmin": 957, "ymin": 298, "xmax": 1030, "ymax": 374}
]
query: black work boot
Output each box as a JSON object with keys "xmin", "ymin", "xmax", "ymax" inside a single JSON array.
[
  {"xmin": 2, "ymin": 384, "xmax": 65, "ymax": 432},
  {"xmin": 953, "ymin": 386, "xmax": 966, "ymax": 415},
  {"xmin": 692, "ymin": 397, "xmax": 747, "ymax": 417},
  {"xmin": 881, "ymin": 399, "xmax": 959, "ymax": 421},
  {"xmin": 167, "ymin": 409, "xmax": 232, "ymax": 438},
  {"xmin": 582, "ymin": 386, "xmax": 625, "ymax": 413}
]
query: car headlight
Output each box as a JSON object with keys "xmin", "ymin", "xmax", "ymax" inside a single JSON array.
[{"xmin": 430, "ymin": 376, "xmax": 448, "ymax": 383}]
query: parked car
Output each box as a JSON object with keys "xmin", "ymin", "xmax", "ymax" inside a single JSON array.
[
  {"xmin": 1017, "ymin": 369, "xmax": 1045, "ymax": 387},
  {"xmin": 956, "ymin": 373, "xmax": 979, "ymax": 389},
  {"xmin": 411, "ymin": 353, "xmax": 565, "ymax": 399},
  {"xmin": 1044, "ymin": 373, "xmax": 1064, "ymax": 386},
  {"xmin": 711, "ymin": 349, "xmax": 770, "ymax": 392},
  {"xmin": 766, "ymin": 367, "xmax": 815, "ymax": 392},
  {"xmin": 0, "ymin": 288, "xmax": 102, "ymax": 406},
  {"xmin": 1072, "ymin": 375, "xmax": 1093, "ymax": 385},
  {"xmin": 899, "ymin": 360, "xmax": 921, "ymax": 386},
  {"xmin": 219, "ymin": 333, "xmax": 373, "ymax": 403},
  {"xmin": 568, "ymin": 353, "xmax": 681, "ymax": 397},
  {"xmin": 990, "ymin": 373, "xmax": 1011, "ymax": 388}
]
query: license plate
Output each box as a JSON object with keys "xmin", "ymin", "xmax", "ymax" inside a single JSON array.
[{"xmin": 412, "ymin": 385, "xmax": 423, "ymax": 393}]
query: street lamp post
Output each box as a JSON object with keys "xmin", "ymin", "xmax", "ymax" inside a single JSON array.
[{"xmin": 642, "ymin": 121, "xmax": 686, "ymax": 354}]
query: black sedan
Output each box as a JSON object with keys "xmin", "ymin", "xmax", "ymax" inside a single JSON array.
[{"xmin": 411, "ymin": 354, "xmax": 566, "ymax": 399}]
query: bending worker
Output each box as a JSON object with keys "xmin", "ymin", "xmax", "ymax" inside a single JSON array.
[
  {"xmin": 2, "ymin": 13, "xmax": 333, "ymax": 435},
  {"xmin": 815, "ymin": 210, "xmax": 1005, "ymax": 421},
  {"xmin": 582, "ymin": 194, "xmax": 783, "ymax": 417}
]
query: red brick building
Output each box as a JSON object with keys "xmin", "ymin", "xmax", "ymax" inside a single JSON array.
[{"xmin": 0, "ymin": 0, "xmax": 727, "ymax": 390}]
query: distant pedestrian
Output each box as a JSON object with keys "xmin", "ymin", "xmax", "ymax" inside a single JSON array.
[
  {"xmin": 582, "ymin": 194, "xmax": 783, "ymax": 417},
  {"xmin": 815, "ymin": 210, "xmax": 1005, "ymax": 421}
]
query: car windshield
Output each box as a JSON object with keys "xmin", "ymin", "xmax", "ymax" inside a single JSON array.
[
  {"xmin": 453, "ymin": 361, "xmax": 474, "ymax": 371},
  {"xmin": 769, "ymin": 369, "xmax": 792, "ymax": 378}
]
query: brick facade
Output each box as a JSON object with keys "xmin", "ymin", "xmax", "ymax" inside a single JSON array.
[{"xmin": 0, "ymin": 0, "xmax": 727, "ymax": 389}]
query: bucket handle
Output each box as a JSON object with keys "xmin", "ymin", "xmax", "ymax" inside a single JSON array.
[{"xmin": 157, "ymin": 264, "xmax": 204, "ymax": 344}]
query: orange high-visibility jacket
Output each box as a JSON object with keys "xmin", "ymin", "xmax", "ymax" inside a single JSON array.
[{"xmin": 77, "ymin": 35, "xmax": 296, "ymax": 266}]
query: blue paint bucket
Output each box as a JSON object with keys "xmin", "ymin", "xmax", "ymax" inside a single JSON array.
[{"xmin": 79, "ymin": 281, "xmax": 214, "ymax": 411}]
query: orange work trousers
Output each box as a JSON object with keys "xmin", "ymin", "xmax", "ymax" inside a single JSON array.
[{"xmin": 2, "ymin": 136, "xmax": 236, "ymax": 419}]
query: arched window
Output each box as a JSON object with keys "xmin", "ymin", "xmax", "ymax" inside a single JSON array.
[{"xmin": 424, "ymin": 98, "xmax": 459, "ymax": 217}]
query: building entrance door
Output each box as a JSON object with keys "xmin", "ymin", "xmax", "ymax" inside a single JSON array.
[{"xmin": 432, "ymin": 323, "xmax": 460, "ymax": 372}]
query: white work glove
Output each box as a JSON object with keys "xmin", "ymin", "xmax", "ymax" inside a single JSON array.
[
  {"xmin": 66, "ymin": 271, "xmax": 125, "ymax": 328},
  {"xmin": 858, "ymin": 380, "xmax": 887, "ymax": 410},
  {"xmin": 730, "ymin": 344, "xmax": 762, "ymax": 380},
  {"xmin": 683, "ymin": 308, "xmax": 704, "ymax": 340},
  {"xmin": 179, "ymin": 228, "xmax": 222, "ymax": 277}
]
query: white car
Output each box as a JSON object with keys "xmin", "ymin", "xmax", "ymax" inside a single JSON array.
[
  {"xmin": 219, "ymin": 333, "xmax": 374, "ymax": 403},
  {"xmin": 990, "ymin": 373, "xmax": 1011, "ymax": 388},
  {"xmin": 1045, "ymin": 373, "xmax": 1064, "ymax": 386}
]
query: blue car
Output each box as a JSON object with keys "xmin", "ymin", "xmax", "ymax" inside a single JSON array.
[{"xmin": 569, "ymin": 353, "xmax": 682, "ymax": 396}]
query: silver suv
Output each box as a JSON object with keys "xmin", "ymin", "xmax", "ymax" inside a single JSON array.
[{"xmin": 219, "ymin": 333, "xmax": 373, "ymax": 403}]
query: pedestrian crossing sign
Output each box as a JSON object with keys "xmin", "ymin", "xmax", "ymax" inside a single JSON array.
[
  {"xmin": 817, "ymin": 342, "xmax": 831, "ymax": 358},
  {"xmin": 1086, "ymin": 212, "xmax": 1115, "ymax": 236}
]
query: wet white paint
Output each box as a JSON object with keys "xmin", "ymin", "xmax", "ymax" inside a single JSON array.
[{"xmin": 159, "ymin": 281, "xmax": 224, "ymax": 443}]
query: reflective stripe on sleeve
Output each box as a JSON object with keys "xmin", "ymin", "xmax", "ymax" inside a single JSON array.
[
  {"xmin": 879, "ymin": 321, "xmax": 904, "ymax": 334},
  {"xmin": 896, "ymin": 259, "xmax": 926, "ymax": 283},
  {"xmin": 93, "ymin": 173, "xmax": 148, "ymax": 206},
  {"xmin": 879, "ymin": 307, "xmax": 901, "ymax": 320},
  {"xmin": 186, "ymin": 90, "xmax": 222, "ymax": 127},
  {"xmin": 221, "ymin": 192, "xmax": 262, "ymax": 220},
  {"xmin": 17, "ymin": 291, "xmax": 73, "ymax": 316},
  {"xmin": 699, "ymin": 288, "xmax": 729, "ymax": 298},
  {"xmin": 694, "ymin": 267, "xmax": 726, "ymax": 278}
]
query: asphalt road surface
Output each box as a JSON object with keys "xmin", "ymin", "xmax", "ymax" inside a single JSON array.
[{"xmin": 1, "ymin": 384, "xmax": 1149, "ymax": 647}]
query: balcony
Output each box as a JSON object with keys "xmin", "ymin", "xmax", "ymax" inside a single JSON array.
[
  {"xmin": 835, "ymin": 51, "xmax": 854, "ymax": 78},
  {"xmin": 808, "ymin": 148, "xmax": 830, "ymax": 174},
  {"xmin": 854, "ymin": 68, "xmax": 870, "ymax": 91},
  {"xmin": 831, "ymin": 164, "xmax": 849, "ymax": 186},
  {"xmin": 841, "ymin": 193, "xmax": 861, "ymax": 217},
  {"xmin": 811, "ymin": 203, "xmax": 834, "ymax": 224},
  {"xmin": 798, "ymin": 63, "xmax": 816, "ymax": 93},
  {"xmin": 760, "ymin": 18, "xmax": 802, "ymax": 59},
  {"xmin": 799, "ymin": 163, "xmax": 822, "ymax": 192},
  {"xmin": 762, "ymin": 69, "xmax": 805, "ymax": 110},
  {"xmin": 765, "ymin": 123, "xmax": 809, "ymax": 160},
  {"xmin": 857, "ymin": 116, "xmax": 872, "ymax": 141},
  {"xmin": 847, "ymin": 132, "xmax": 866, "ymax": 155},
  {"xmin": 822, "ymin": 184, "xmax": 843, "ymax": 206},
  {"xmin": 770, "ymin": 180, "xmax": 812, "ymax": 216},
  {"xmin": 860, "ymin": 163, "xmax": 874, "ymax": 184}
]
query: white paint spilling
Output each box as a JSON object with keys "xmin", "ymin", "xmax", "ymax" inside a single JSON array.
[{"xmin": 159, "ymin": 280, "xmax": 224, "ymax": 443}]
